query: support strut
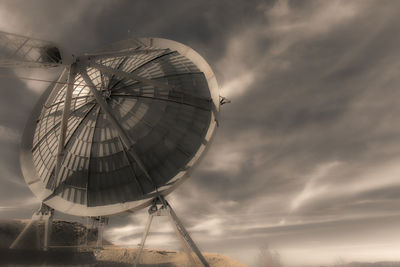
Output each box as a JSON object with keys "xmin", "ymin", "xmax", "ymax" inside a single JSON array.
[
  {"xmin": 133, "ymin": 196, "xmax": 209, "ymax": 267},
  {"xmin": 10, "ymin": 203, "xmax": 54, "ymax": 250}
]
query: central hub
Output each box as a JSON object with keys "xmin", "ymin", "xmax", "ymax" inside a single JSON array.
[{"xmin": 102, "ymin": 88, "xmax": 112, "ymax": 100}]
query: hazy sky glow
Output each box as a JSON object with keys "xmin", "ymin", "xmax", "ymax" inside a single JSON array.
[{"xmin": 1, "ymin": 1, "xmax": 400, "ymax": 266}]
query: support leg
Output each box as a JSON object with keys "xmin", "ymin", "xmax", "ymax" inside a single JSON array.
[
  {"xmin": 42, "ymin": 204, "xmax": 54, "ymax": 251},
  {"xmin": 10, "ymin": 203, "xmax": 54, "ymax": 250},
  {"xmin": 10, "ymin": 219, "xmax": 35, "ymax": 249},
  {"xmin": 165, "ymin": 199, "xmax": 210, "ymax": 267},
  {"xmin": 96, "ymin": 217, "xmax": 106, "ymax": 248},
  {"xmin": 85, "ymin": 217, "xmax": 89, "ymax": 247},
  {"xmin": 132, "ymin": 197, "xmax": 209, "ymax": 267},
  {"xmin": 43, "ymin": 213, "xmax": 52, "ymax": 251},
  {"xmin": 167, "ymin": 210, "xmax": 197, "ymax": 266},
  {"xmin": 36, "ymin": 221, "xmax": 41, "ymax": 249},
  {"xmin": 134, "ymin": 214, "xmax": 154, "ymax": 267}
]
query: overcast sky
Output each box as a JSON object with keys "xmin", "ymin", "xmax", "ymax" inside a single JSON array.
[{"xmin": 1, "ymin": 0, "xmax": 400, "ymax": 266}]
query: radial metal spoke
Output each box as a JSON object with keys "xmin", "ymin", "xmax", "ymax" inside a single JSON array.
[
  {"xmin": 109, "ymin": 98, "xmax": 154, "ymax": 128},
  {"xmin": 90, "ymin": 63, "xmax": 211, "ymax": 110},
  {"xmin": 81, "ymin": 71, "xmax": 131, "ymax": 147},
  {"xmin": 108, "ymin": 71, "xmax": 211, "ymax": 102},
  {"xmin": 112, "ymin": 93, "xmax": 211, "ymax": 111},
  {"xmin": 84, "ymin": 48, "xmax": 168, "ymax": 60},
  {"xmin": 32, "ymin": 100, "xmax": 96, "ymax": 152},
  {"xmin": 90, "ymin": 62, "xmax": 174, "ymax": 91},
  {"xmin": 43, "ymin": 67, "xmax": 69, "ymax": 109},
  {"xmin": 80, "ymin": 69, "xmax": 156, "ymax": 188},
  {"xmin": 45, "ymin": 95, "xmax": 94, "ymax": 109},
  {"xmin": 43, "ymin": 103, "xmax": 97, "ymax": 201},
  {"xmin": 106, "ymin": 56, "xmax": 129, "ymax": 90},
  {"xmin": 86, "ymin": 106, "xmax": 100, "ymax": 206},
  {"xmin": 117, "ymin": 136, "xmax": 145, "ymax": 195},
  {"xmin": 62, "ymin": 103, "xmax": 97, "ymax": 150},
  {"xmin": 128, "ymin": 50, "xmax": 176, "ymax": 74}
]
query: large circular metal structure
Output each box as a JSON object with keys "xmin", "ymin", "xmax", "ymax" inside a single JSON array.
[{"xmin": 20, "ymin": 38, "xmax": 219, "ymax": 216}]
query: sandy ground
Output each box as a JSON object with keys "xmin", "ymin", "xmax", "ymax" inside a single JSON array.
[
  {"xmin": 95, "ymin": 246, "xmax": 247, "ymax": 267},
  {"xmin": 0, "ymin": 219, "xmax": 247, "ymax": 266}
]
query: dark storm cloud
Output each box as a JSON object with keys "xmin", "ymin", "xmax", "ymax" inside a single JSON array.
[
  {"xmin": 2, "ymin": 0, "xmax": 400, "ymax": 266},
  {"xmin": 168, "ymin": 1, "xmax": 400, "ymax": 264},
  {"xmin": 0, "ymin": 70, "xmax": 51, "ymax": 218},
  {"xmin": 186, "ymin": 0, "xmax": 400, "ymax": 212}
]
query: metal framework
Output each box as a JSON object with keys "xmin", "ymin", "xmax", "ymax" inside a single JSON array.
[
  {"xmin": 10, "ymin": 203, "xmax": 54, "ymax": 250},
  {"xmin": 0, "ymin": 30, "xmax": 62, "ymax": 68},
  {"xmin": 134, "ymin": 196, "xmax": 209, "ymax": 267},
  {"xmin": 20, "ymin": 37, "xmax": 220, "ymax": 217},
  {"xmin": 6, "ymin": 34, "xmax": 219, "ymax": 266},
  {"xmin": 9, "ymin": 203, "xmax": 110, "ymax": 251}
]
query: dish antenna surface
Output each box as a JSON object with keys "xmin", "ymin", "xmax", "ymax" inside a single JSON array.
[{"xmin": 1, "ymin": 31, "xmax": 220, "ymax": 266}]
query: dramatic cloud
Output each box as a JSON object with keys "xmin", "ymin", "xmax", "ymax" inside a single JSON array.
[{"xmin": 1, "ymin": 0, "xmax": 400, "ymax": 266}]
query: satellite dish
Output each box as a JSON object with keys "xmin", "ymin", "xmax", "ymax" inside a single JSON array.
[
  {"xmin": 1, "ymin": 32, "xmax": 220, "ymax": 266},
  {"xmin": 19, "ymin": 37, "xmax": 219, "ymax": 216}
]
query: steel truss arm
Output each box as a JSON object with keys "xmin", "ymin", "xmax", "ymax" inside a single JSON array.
[{"xmin": 0, "ymin": 30, "xmax": 62, "ymax": 68}]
